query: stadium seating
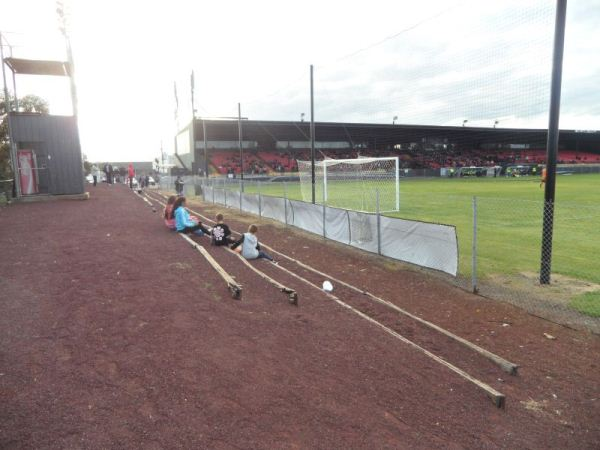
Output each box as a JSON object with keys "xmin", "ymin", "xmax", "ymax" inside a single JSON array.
[{"xmin": 206, "ymin": 147, "xmax": 600, "ymax": 175}]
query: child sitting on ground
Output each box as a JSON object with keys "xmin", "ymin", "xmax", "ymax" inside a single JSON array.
[
  {"xmin": 211, "ymin": 213, "xmax": 234, "ymax": 246},
  {"xmin": 172, "ymin": 196, "xmax": 211, "ymax": 235},
  {"xmin": 230, "ymin": 224, "xmax": 274, "ymax": 261},
  {"xmin": 164, "ymin": 195, "xmax": 177, "ymax": 230}
]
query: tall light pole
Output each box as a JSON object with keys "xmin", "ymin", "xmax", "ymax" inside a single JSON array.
[
  {"xmin": 310, "ymin": 64, "xmax": 315, "ymax": 204},
  {"xmin": 57, "ymin": 1, "xmax": 78, "ymax": 117},
  {"xmin": 540, "ymin": 0, "xmax": 568, "ymax": 285}
]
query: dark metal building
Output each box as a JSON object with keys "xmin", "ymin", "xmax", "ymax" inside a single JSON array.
[{"xmin": 8, "ymin": 112, "xmax": 84, "ymax": 196}]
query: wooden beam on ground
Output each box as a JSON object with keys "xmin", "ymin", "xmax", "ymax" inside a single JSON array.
[
  {"xmin": 226, "ymin": 249, "xmax": 298, "ymax": 305},
  {"xmin": 179, "ymin": 234, "xmax": 242, "ymax": 300},
  {"xmin": 260, "ymin": 246, "xmax": 519, "ymax": 375},
  {"xmin": 272, "ymin": 262, "xmax": 506, "ymax": 408}
]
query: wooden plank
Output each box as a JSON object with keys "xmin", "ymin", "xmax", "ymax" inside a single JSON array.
[
  {"xmin": 226, "ymin": 249, "xmax": 298, "ymax": 305},
  {"xmin": 149, "ymin": 193, "xmax": 294, "ymax": 304},
  {"xmin": 260, "ymin": 245, "xmax": 519, "ymax": 375},
  {"xmin": 179, "ymin": 233, "xmax": 242, "ymax": 300},
  {"xmin": 272, "ymin": 262, "xmax": 506, "ymax": 408}
]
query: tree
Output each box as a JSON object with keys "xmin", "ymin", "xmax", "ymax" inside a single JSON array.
[{"xmin": 0, "ymin": 94, "xmax": 50, "ymax": 191}]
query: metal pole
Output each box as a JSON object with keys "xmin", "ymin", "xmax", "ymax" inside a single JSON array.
[
  {"xmin": 540, "ymin": 0, "xmax": 567, "ymax": 285},
  {"xmin": 65, "ymin": 39, "xmax": 77, "ymax": 117},
  {"xmin": 238, "ymin": 102, "xmax": 244, "ymax": 181},
  {"xmin": 395, "ymin": 156, "xmax": 400, "ymax": 211},
  {"xmin": 202, "ymin": 119, "xmax": 208, "ymax": 179},
  {"xmin": 239, "ymin": 179, "xmax": 242, "ymax": 211},
  {"xmin": 472, "ymin": 196, "xmax": 478, "ymax": 293},
  {"xmin": 284, "ymin": 182, "xmax": 288, "ymax": 226},
  {"xmin": 0, "ymin": 32, "xmax": 10, "ymax": 112},
  {"xmin": 376, "ymin": 190, "xmax": 381, "ymax": 255},
  {"xmin": 257, "ymin": 180, "xmax": 262, "ymax": 217},
  {"xmin": 0, "ymin": 33, "xmax": 20, "ymax": 198},
  {"xmin": 310, "ymin": 64, "xmax": 316, "ymax": 204},
  {"xmin": 322, "ymin": 182, "xmax": 326, "ymax": 238},
  {"xmin": 8, "ymin": 44, "xmax": 18, "ymax": 111}
]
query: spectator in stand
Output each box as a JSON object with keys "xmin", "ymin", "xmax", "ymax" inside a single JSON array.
[
  {"xmin": 173, "ymin": 196, "xmax": 210, "ymax": 235},
  {"xmin": 231, "ymin": 224, "xmax": 273, "ymax": 261}
]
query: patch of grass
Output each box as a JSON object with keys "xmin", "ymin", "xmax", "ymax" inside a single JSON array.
[{"xmin": 569, "ymin": 291, "xmax": 600, "ymax": 317}]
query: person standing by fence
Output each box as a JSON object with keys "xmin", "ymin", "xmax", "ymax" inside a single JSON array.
[
  {"xmin": 175, "ymin": 175, "xmax": 184, "ymax": 195},
  {"xmin": 91, "ymin": 164, "xmax": 99, "ymax": 186}
]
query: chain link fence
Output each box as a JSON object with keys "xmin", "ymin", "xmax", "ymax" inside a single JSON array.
[{"xmin": 160, "ymin": 176, "xmax": 600, "ymax": 333}]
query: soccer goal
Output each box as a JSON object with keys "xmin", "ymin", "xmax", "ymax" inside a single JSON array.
[{"xmin": 297, "ymin": 157, "xmax": 400, "ymax": 212}]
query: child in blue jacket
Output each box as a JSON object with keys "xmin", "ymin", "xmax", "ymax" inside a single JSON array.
[{"xmin": 172, "ymin": 197, "xmax": 210, "ymax": 235}]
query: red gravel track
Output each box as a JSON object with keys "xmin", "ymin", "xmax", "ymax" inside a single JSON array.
[{"xmin": 1, "ymin": 184, "xmax": 599, "ymax": 449}]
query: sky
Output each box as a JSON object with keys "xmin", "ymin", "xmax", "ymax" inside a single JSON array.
[{"xmin": 1, "ymin": 0, "xmax": 599, "ymax": 162}]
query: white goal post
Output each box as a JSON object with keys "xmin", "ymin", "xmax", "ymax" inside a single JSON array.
[{"xmin": 297, "ymin": 157, "xmax": 400, "ymax": 213}]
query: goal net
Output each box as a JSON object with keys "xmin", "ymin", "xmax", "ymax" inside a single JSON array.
[{"xmin": 297, "ymin": 157, "xmax": 399, "ymax": 212}]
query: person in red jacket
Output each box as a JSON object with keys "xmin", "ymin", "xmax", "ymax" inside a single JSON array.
[{"xmin": 128, "ymin": 163, "xmax": 135, "ymax": 189}]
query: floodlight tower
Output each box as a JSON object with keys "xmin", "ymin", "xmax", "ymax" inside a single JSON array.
[{"xmin": 57, "ymin": 0, "xmax": 78, "ymax": 117}]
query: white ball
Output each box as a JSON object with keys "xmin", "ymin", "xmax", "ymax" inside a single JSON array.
[{"xmin": 322, "ymin": 280, "xmax": 333, "ymax": 292}]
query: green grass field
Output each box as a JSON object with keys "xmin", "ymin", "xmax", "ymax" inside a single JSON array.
[{"xmin": 227, "ymin": 174, "xmax": 600, "ymax": 315}]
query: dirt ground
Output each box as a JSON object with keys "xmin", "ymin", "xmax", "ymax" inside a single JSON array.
[{"xmin": 1, "ymin": 184, "xmax": 599, "ymax": 449}]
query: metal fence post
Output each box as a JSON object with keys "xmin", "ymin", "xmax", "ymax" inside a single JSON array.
[
  {"xmin": 224, "ymin": 187, "xmax": 227, "ymax": 207},
  {"xmin": 212, "ymin": 180, "xmax": 215, "ymax": 204},
  {"xmin": 472, "ymin": 196, "xmax": 478, "ymax": 294},
  {"xmin": 322, "ymin": 182, "xmax": 326, "ymax": 238},
  {"xmin": 323, "ymin": 203, "xmax": 326, "ymax": 238},
  {"xmin": 376, "ymin": 189, "xmax": 381, "ymax": 255},
  {"xmin": 284, "ymin": 182, "xmax": 288, "ymax": 226},
  {"xmin": 239, "ymin": 180, "xmax": 243, "ymax": 211}
]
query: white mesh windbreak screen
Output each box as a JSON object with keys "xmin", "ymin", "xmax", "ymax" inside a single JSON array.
[
  {"xmin": 289, "ymin": 200, "xmax": 324, "ymax": 236},
  {"xmin": 348, "ymin": 211, "xmax": 379, "ymax": 254},
  {"xmin": 205, "ymin": 185, "xmax": 458, "ymax": 275},
  {"xmin": 380, "ymin": 216, "xmax": 458, "ymax": 275},
  {"xmin": 242, "ymin": 193, "xmax": 260, "ymax": 216},
  {"xmin": 214, "ymin": 189, "xmax": 226, "ymax": 205},
  {"xmin": 324, "ymin": 206, "xmax": 350, "ymax": 244},
  {"xmin": 262, "ymin": 196, "xmax": 287, "ymax": 223},
  {"xmin": 226, "ymin": 190, "xmax": 240, "ymax": 209},
  {"xmin": 297, "ymin": 157, "xmax": 399, "ymax": 212}
]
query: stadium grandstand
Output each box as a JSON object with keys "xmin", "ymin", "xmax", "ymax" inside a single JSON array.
[{"xmin": 173, "ymin": 119, "xmax": 600, "ymax": 177}]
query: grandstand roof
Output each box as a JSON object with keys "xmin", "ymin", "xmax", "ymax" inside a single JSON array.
[{"xmin": 192, "ymin": 119, "xmax": 600, "ymax": 151}]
